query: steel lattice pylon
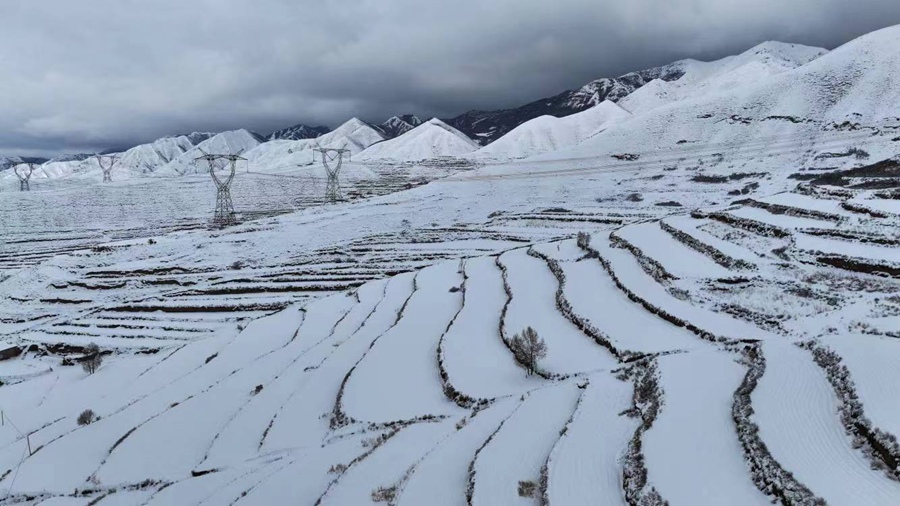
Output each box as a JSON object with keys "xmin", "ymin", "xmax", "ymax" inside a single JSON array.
[
  {"xmin": 313, "ymin": 148, "xmax": 351, "ymax": 204},
  {"xmin": 95, "ymin": 155, "xmax": 118, "ymax": 183},
  {"xmin": 11, "ymin": 162, "xmax": 36, "ymax": 191},
  {"xmin": 194, "ymin": 152, "xmax": 245, "ymax": 226}
]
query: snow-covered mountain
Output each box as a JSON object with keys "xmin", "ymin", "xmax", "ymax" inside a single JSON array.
[
  {"xmin": 117, "ymin": 135, "xmax": 197, "ymax": 174},
  {"xmin": 242, "ymin": 118, "xmax": 388, "ymax": 171},
  {"xmin": 268, "ymin": 123, "xmax": 331, "ymax": 141},
  {"xmin": 472, "ymin": 100, "xmax": 632, "ymax": 160},
  {"xmin": 444, "ymin": 62, "xmax": 687, "ymax": 145},
  {"xmin": 157, "ymin": 129, "xmax": 265, "ymax": 175},
  {"xmin": 380, "ymin": 115, "xmax": 423, "ymax": 138},
  {"xmin": 310, "ymin": 118, "xmax": 387, "ymax": 154},
  {"xmin": 532, "ymin": 26, "xmax": 898, "ymax": 175},
  {"xmin": 357, "ymin": 118, "xmax": 479, "ymax": 161}
]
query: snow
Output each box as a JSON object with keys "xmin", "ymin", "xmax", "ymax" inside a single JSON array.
[
  {"xmin": 544, "ymin": 373, "xmax": 636, "ymax": 506},
  {"xmin": 441, "ymin": 256, "xmax": 541, "ymax": 399},
  {"xmin": 157, "ymin": 130, "xmax": 263, "ymax": 175},
  {"xmin": 616, "ymin": 221, "xmax": 734, "ymax": 279},
  {"xmin": 342, "ymin": 261, "xmax": 464, "ymax": 422},
  {"xmin": 644, "ymin": 350, "xmax": 768, "ymax": 505},
  {"xmin": 470, "ymin": 383, "xmax": 581, "ymax": 506},
  {"xmin": 397, "ymin": 399, "xmax": 518, "ymax": 506},
  {"xmin": 499, "ymin": 248, "xmax": 618, "ymax": 375},
  {"xmin": 473, "ymin": 101, "xmax": 631, "ymax": 160},
  {"xmin": 3, "ymin": 24, "xmax": 900, "ymax": 505},
  {"xmin": 753, "ymin": 341, "xmax": 900, "ymax": 505},
  {"xmin": 357, "ymin": 118, "xmax": 478, "ymax": 161},
  {"xmin": 541, "ymin": 240, "xmax": 701, "ymax": 354}
]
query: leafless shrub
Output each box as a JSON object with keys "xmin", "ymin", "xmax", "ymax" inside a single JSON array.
[
  {"xmin": 509, "ymin": 327, "xmax": 547, "ymax": 376},
  {"xmin": 576, "ymin": 231, "xmax": 591, "ymax": 250},
  {"xmin": 517, "ymin": 480, "xmax": 537, "ymax": 498},
  {"xmin": 371, "ymin": 485, "xmax": 397, "ymax": 502},
  {"xmin": 82, "ymin": 343, "xmax": 102, "ymax": 375},
  {"xmin": 77, "ymin": 409, "xmax": 96, "ymax": 426}
]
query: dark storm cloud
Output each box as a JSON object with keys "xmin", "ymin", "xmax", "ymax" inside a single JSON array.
[{"xmin": 2, "ymin": 0, "xmax": 900, "ymax": 156}]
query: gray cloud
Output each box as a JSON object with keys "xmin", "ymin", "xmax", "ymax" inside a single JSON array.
[{"xmin": 3, "ymin": 0, "xmax": 900, "ymax": 156}]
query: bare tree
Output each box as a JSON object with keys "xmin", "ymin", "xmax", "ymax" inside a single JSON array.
[
  {"xmin": 510, "ymin": 327, "xmax": 547, "ymax": 376},
  {"xmin": 77, "ymin": 409, "xmax": 96, "ymax": 426},
  {"xmin": 82, "ymin": 343, "xmax": 103, "ymax": 375}
]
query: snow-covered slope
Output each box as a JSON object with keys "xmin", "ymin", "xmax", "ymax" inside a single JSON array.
[
  {"xmin": 619, "ymin": 41, "xmax": 827, "ymax": 115},
  {"xmin": 527, "ymin": 26, "xmax": 899, "ymax": 176},
  {"xmin": 380, "ymin": 115, "xmax": 423, "ymax": 138},
  {"xmin": 117, "ymin": 135, "xmax": 196, "ymax": 174},
  {"xmin": 357, "ymin": 118, "xmax": 478, "ymax": 161},
  {"xmin": 473, "ymin": 100, "xmax": 632, "ymax": 160},
  {"xmin": 268, "ymin": 123, "xmax": 330, "ymax": 141},
  {"xmin": 157, "ymin": 130, "xmax": 264, "ymax": 175}
]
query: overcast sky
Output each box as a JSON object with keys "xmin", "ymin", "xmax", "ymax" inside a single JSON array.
[{"xmin": 3, "ymin": 0, "xmax": 900, "ymax": 157}]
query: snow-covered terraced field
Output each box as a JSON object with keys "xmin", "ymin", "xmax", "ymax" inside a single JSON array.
[
  {"xmin": 2, "ymin": 173, "xmax": 900, "ymax": 505},
  {"xmin": 7, "ymin": 26, "xmax": 900, "ymax": 501}
]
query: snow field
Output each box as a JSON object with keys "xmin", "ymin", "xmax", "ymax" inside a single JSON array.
[
  {"xmin": 592, "ymin": 234, "xmax": 773, "ymax": 342},
  {"xmin": 535, "ymin": 240, "xmax": 700, "ymax": 354},
  {"xmin": 753, "ymin": 340, "xmax": 900, "ymax": 505},
  {"xmin": 660, "ymin": 215, "xmax": 761, "ymax": 267},
  {"xmin": 726, "ymin": 206, "xmax": 838, "ymax": 230},
  {"xmin": 318, "ymin": 420, "xmax": 457, "ymax": 505},
  {"xmin": 544, "ymin": 373, "xmax": 636, "ymax": 506},
  {"xmin": 396, "ymin": 399, "xmax": 519, "ymax": 506},
  {"xmin": 341, "ymin": 261, "xmax": 464, "ymax": 423},
  {"xmin": 440, "ymin": 257, "xmax": 542, "ymax": 400},
  {"xmin": 4, "ymin": 309, "xmax": 302, "ymax": 492},
  {"xmin": 794, "ymin": 234, "xmax": 900, "ymax": 264},
  {"xmin": 200, "ymin": 279, "xmax": 389, "ymax": 468},
  {"xmin": 470, "ymin": 383, "xmax": 582, "ymax": 506},
  {"xmin": 261, "ymin": 273, "xmax": 415, "ymax": 452},
  {"xmin": 642, "ymin": 350, "xmax": 769, "ymax": 505},
  {"xmin": 615, "ymin": 221, "xmax": 734, "ymax": 279},
  {"xmin": 498, "ymin": 249, "xmax": 618, "ymax": 375},
  {"xmin": 821, "ymin": 334, "xmax": 900, "ymax": 438}
]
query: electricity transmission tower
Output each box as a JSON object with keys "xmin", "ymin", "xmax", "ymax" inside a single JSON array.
[
  {"xmin": 11, "ymin": 162, "xmax": 36, "ymax": 191},
  {"xmin": 194, "ymin": 151, "xmax": 245, "ymax": 225},
  {"xmin": 95, "ymin": 154, "xmax": 119, "ymax": 183},
  {"xmin": 313, "ymin": 148, "xmax": 351, "ymax": 204}
]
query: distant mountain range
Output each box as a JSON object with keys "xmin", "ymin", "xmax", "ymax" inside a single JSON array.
[
  {"xmin": 266, "ymin": 65, "xmax": 688, "ymax": 146},
  {"xmin": 442, "ymin": 64, "xmax": 687, "ymax": 145}
]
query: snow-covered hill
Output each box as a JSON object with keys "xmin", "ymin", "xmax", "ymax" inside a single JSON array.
[
  {"xmin": 268, "ymin": 123, "xmax": 330, "ymax": 141},
  {"xmin": 117, "ymin": 135, "xmax": 197, "ymax": 174},
  {"xmin": 357, "ymin": 118, "xmax": 478, "ymax": 161},
  {"xmin": 380, "ymin": 115, "xmax": 423, "ymax": 138},
  {"xmin": 157, "ymin": 129, "xmax": 265, "ymax": 175},
  {"xmin": 472, "ymin": 100, "xmax": 632, "ymax": 160},
  {"xmin": 517, "ymin": 27, "xmax": 899, "ymax": 181}
]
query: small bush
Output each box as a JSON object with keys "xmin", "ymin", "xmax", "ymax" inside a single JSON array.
[
  {"xmin": 77, "ymin": 409, "xmax": 96, "ymax": 426},
  {"xmin": 576, "ymin": 231, "xmax": 592, "ymax": 249},
  {"xmin": 229, "ymin": 261, "xmax": 243, "ymax": 270},
  {"xmin": 328, "ymin": 463, "xmax": 347, "ymax": 474},
  {"xmin": 253, "ymin": 384, "xmax": 263, "ymax": 395},
  {"xmin": 371, "ymin": 486, "xmax": 397, "ymax": 502},
  {"xmin": 517, "ymin": 480, "xmax": 537, "ymax": 498},
  {"xmin": 449, "ymin": 286, "xmax": 460, "ymax": 293},
  {"xmin": 626, "ymin": 193, "xmax": 644, "ymax": 202},
  {"xmin": 147, "ymin": 238, "xmax": 156, "ymax": 245}
]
